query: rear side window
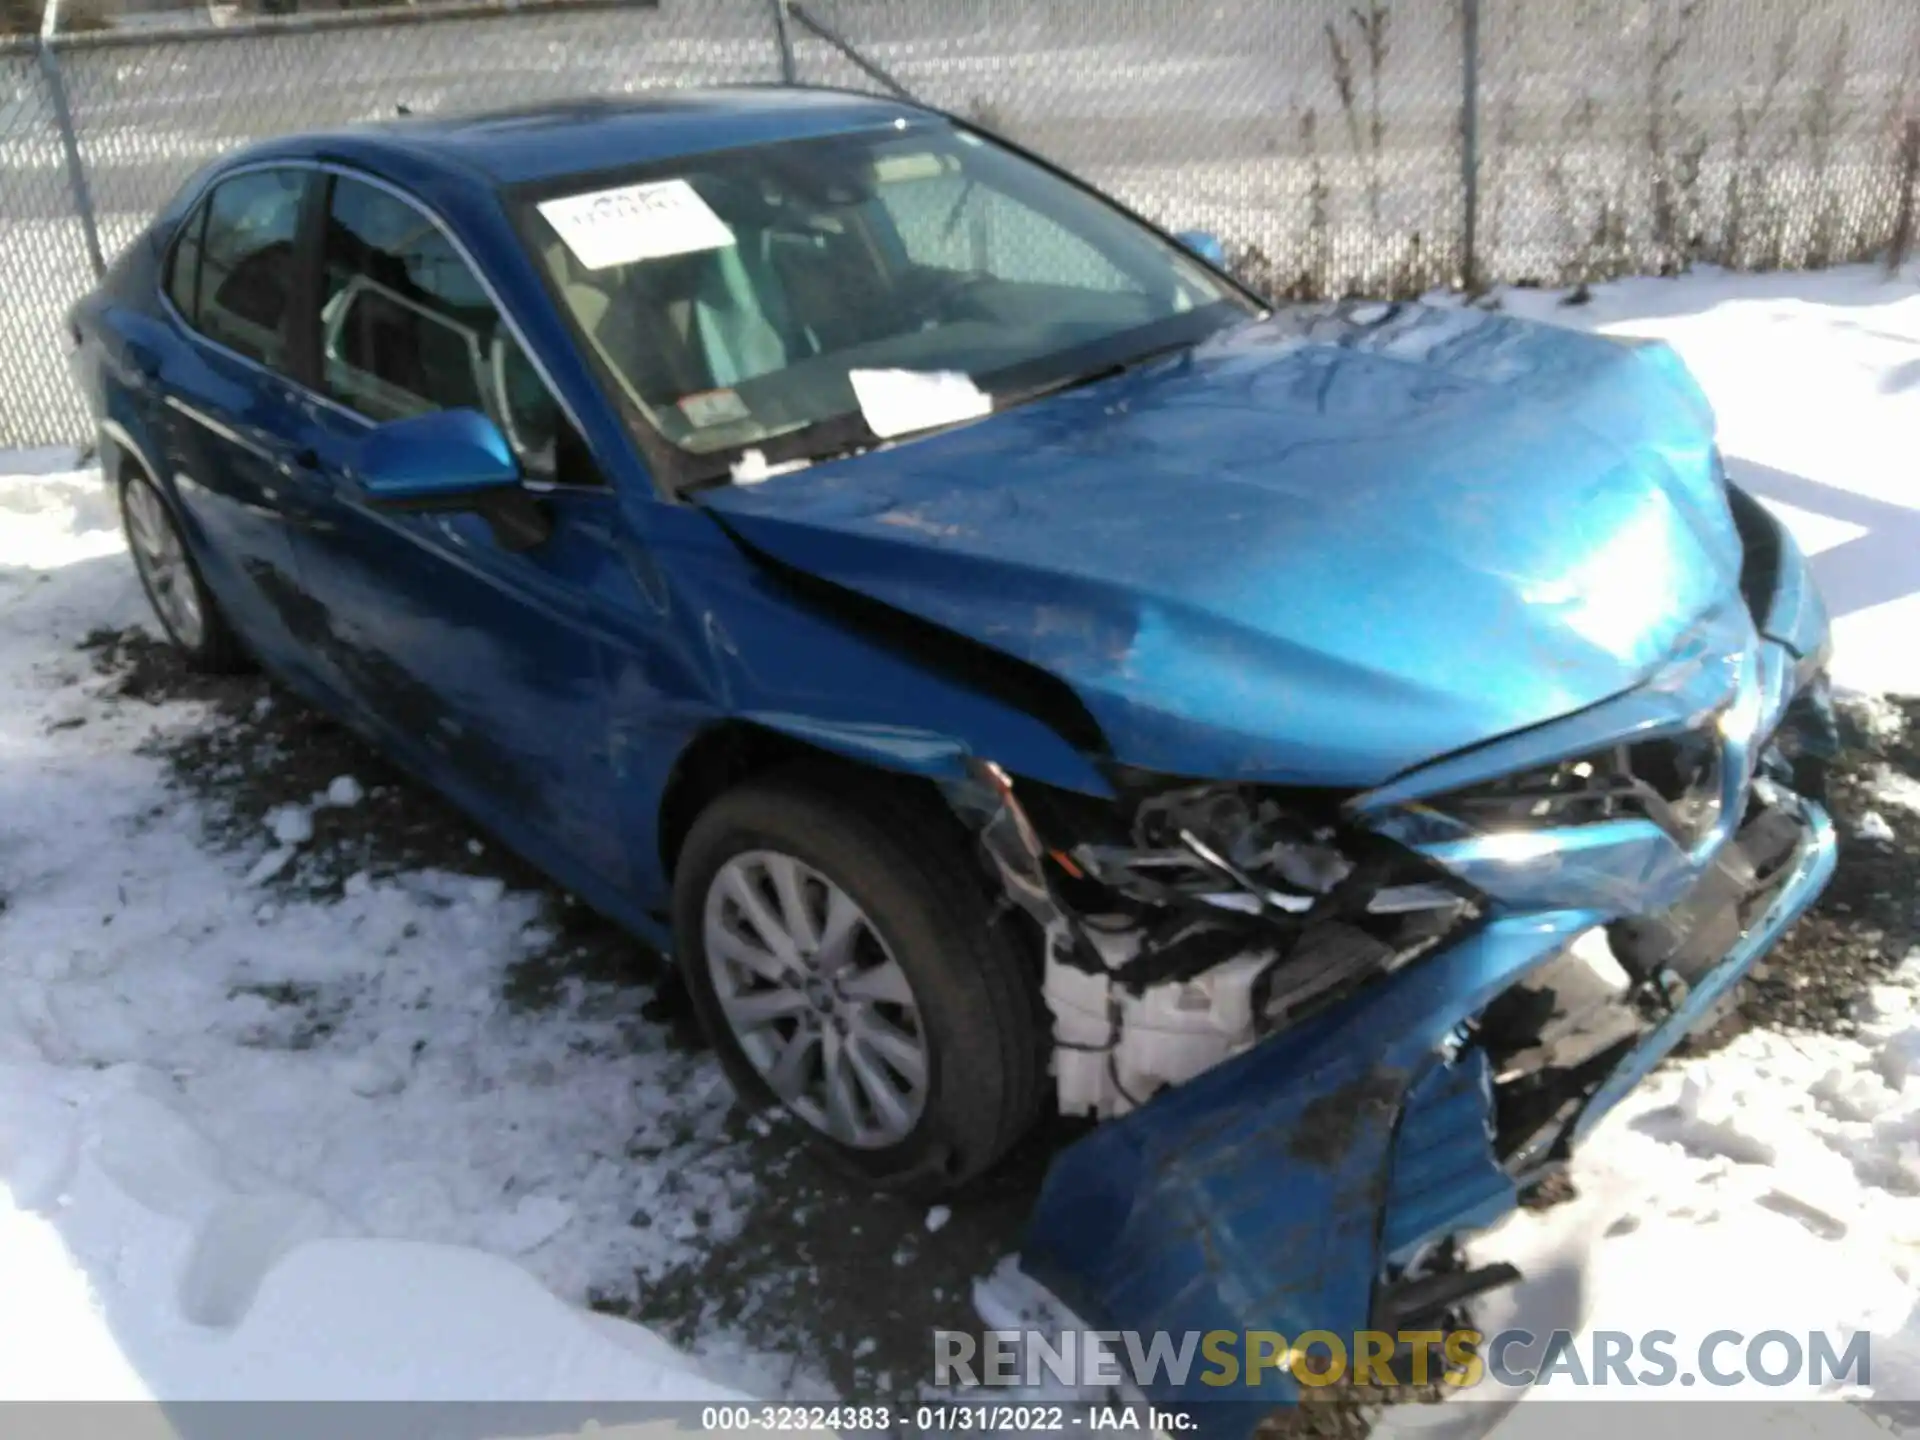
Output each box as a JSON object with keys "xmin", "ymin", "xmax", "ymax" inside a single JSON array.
[
  {"xmin": 319, "ymin": 174, "xmax": 592, "ymax": 483},
  {"xmin": 169, "ymin": 168, "xmax": 307, "ymax": 371}
]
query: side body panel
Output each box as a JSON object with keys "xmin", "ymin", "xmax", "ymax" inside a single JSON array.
[{"xmin": 291, "ymin": 390, "xmax": 630, "ymax": 890}]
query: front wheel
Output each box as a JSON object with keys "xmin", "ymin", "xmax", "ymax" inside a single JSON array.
[{"xmin": 672, "ymin": 768, "xmax": 1046, "ymax": 1195}]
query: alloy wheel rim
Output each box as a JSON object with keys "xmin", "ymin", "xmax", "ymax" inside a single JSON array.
[
  {"xmin": 703, "ymin": 849, "xmax": 929, "ymax": 1149},
  {"xmin": 125, "ymin": 481, "xmax": 204, "ymax": 648}
]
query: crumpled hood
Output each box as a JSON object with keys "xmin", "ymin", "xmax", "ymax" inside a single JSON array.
[{"xmin": 699, "ymin": 302, "xmax": 1744, "ymax": 787}]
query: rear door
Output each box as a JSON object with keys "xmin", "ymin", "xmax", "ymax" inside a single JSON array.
[
  {"xmin": 283, "ymin": 169, "xmax": 628, "ymax": 887},
  {"xmin": 154, "ymin": 165, "xmax": 327, "ymax": 674}
]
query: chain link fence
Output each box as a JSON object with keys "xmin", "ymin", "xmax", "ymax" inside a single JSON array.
[
  {"xmin": 790, "ymin": 0, "xmax": 1468, "ymax": 302},
  {"xmin": 3, "ymin": 42, "xmax": 103, "ymax": 445},
  {"xmin": 3, "ymin": 0, "xmax": 1918, "ymax": 448},
  {"xmin": 1478, "ymin": 0, "xmax": 1920, "ymax": 283}
]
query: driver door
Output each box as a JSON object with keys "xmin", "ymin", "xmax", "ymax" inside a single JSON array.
[{"xmin": 284, "ymin": 169, "xmax": 628, "ymax": 887}]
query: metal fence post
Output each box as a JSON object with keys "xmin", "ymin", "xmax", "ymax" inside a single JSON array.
[
  {"xmin": 769, "ymin": 0, "xmax": 796, "ymax": 83},
  {"xmin": 1459, "ymin": 0, "xmax": 1481, "ymax": 292},
  {"xmin": 785, "ymin": 2, "xmax": 914, "ymax": 102},
  {"xmin": 36, "ymin": 0, "xmax": 105, "ymax": 281}
]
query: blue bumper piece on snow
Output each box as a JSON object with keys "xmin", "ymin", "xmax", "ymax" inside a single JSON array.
[{"xmin": 1020, "ymin": 800, "xmax": 1836, "ymax": 1434}]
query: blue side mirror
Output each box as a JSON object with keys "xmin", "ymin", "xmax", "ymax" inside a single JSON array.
[
  {"xmin": 356, "ymin": 407, "xmax": 521, "ymax": 512},
  {"xmin": 1174, "ymin": 229, "xmax": 1227, "ymax": 269}
]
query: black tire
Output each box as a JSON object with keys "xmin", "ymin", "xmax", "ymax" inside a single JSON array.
[
  {"xmin": 672, "ymin": 764, "xmax": 1047, "ymax": 1195},
  {"xmin": 119, "ymin": 469, "xmax": 249, "ymax": 674}
]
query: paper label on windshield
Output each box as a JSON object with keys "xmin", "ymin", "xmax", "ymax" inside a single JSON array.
[
  {"xmin": 677, "ymin": 387, "xmax": 751, "ymax": 428},
  {"xmin": 538, "ymin": 179, "xmax": 735, "ymax": 271},
  {"xmin": 848, "ymin": 368, "xmax": 991, "ymax": 440}
]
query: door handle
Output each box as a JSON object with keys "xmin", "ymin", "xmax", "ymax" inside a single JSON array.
[
  {"xmin": 126, "ymin": 346, "xmax": 160, "ymax": 392},
  {"xmin": 273, "ymin": 447, "xmax": 322, "ymax": 498}
]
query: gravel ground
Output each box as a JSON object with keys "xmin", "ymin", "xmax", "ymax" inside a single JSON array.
[{"xmin": 77, "ymin": 626, "xmax": 1920, "ymax": 1427}]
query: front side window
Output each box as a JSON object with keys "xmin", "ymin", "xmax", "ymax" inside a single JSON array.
[
  {"xmin": 518, "ymin": 124, "xmax": 1257, "ymax": 486},
  {"xmin": 172, "ymin": 168, "xmax": 306, "ymax": 371},
  {"xmin": 875, "ymin": 159, "xmax": 1136, "ymax": 294},
  {"xmin": 320, "ymin": 174, "xmax": 579, "ymax": 481},
  {"xmin": 165, "ymin": 203, "xmax": 206, "ymax": 322}
]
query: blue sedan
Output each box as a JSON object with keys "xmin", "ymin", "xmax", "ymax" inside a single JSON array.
[{"xmin": 74, "ymin": 88, "xmax": 1838, "ymax": 1379}]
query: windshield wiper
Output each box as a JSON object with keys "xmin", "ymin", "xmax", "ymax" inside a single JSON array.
[
  {"xmin": 679, "ymin": 410, "xmax": 888, "ymax": 496},
  {"xmin": 681, "ymin": 335, "xmax": 1206, "ymax": 495},
  {"xmin": 991, "ymin": 336, "xmax": 1198, "ymax": 412}
]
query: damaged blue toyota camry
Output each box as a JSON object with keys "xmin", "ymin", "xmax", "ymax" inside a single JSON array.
[{"xmin": 73, "ymin": 88, "xmax": 1836, "ymax": 1409}]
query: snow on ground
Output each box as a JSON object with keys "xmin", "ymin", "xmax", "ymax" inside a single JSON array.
[
  {"xmin": 2, "ymin": 262, "xmax": 1919, "ymax": 1425},
  {"xmin": 0, "ymin": 466, "xmax": 761, "ymax": 1406}
]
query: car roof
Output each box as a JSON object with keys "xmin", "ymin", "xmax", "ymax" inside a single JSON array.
[{"xmin": 264, "ymin": 88, "xmax": 934, "ymax": 188}]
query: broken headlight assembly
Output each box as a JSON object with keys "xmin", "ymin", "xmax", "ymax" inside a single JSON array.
[
  {"xmin": 1422, "ymin": 731, "xmax": 1728, "ymax": 850},
  {"xmin": 952, "ymin": 763, "xmax": 1480, "ymax": 1119}
]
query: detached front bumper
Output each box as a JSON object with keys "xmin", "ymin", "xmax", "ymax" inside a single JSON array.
[{"xmin": 1020, "ymin": 785, "xmax": 1835, "ymax": 1422}]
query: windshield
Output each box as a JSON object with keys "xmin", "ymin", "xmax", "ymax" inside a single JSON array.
[{"xmin": 516, "ymin": 122, "xmax": 1260, "ymax": 485}]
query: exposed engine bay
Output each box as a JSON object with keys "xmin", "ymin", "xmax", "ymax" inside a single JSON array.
[
  {"xmin": 945, "ymin": 664, "xmax": 1838, "ymax": 1126},
  {"xmin": 946, "ymin": 763, "xmax": 1478, "ymax": 1119}
]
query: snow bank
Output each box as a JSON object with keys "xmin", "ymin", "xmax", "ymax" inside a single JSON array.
[
  {"xmin": 0, "ymin": 462, "xmax": 756, "ymax": 1404},
  {"xmin": 1454, "ymin": 986, "xmax": 1920, "ymax": 1402},
  {"xmin": 0, "ymin": 1062, "xmax": 743, "ymax": 1403}
]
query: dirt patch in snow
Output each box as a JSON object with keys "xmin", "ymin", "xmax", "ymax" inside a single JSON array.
[
  {"xmin": 83, "ymin": 626, "xmax": 556, "ymax": 892},
  {"xmin": 80, "ymin": 626, "xmax": 663, "ymax": 1012}
]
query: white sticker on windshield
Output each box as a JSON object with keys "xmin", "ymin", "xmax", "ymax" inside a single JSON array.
[
  {"xmin": 848, "ymin": 368, "xmax": 991, "ymax": 440},
  {"xmin": 677, "ymin": 387, "xmax": 751, "ymax": 428},
  {"xmin": 873, "ymin": 151, "xmax": 949, "ymax": 183},
  {"xmin": 537, "ymin": 179, "xmax": 735, "ymax": 271}
]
